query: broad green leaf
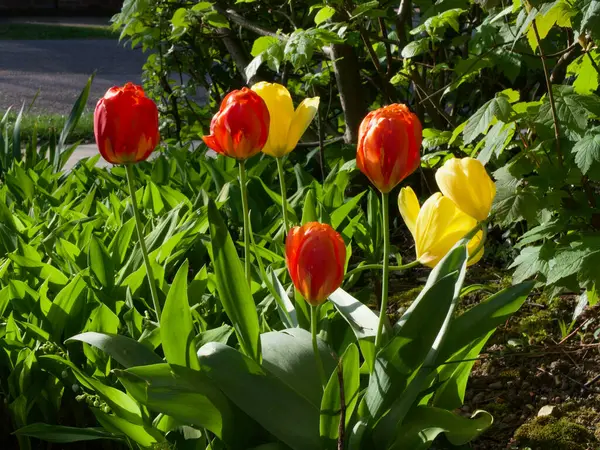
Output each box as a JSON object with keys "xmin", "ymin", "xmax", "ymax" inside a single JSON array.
[
  {"xmin": 8, "ymin": 254, "xmax": 68, "ymax": 286},
  {"xmin": 526, "ymin": 0, "xmax": 573, "ymax": 51},
  {"xmin": 390, "ymin": 407, "xmax": 493, "ymax": 450},
  {"xmin": 198, "ymin": 342, "xmax": 321, "ymax": 450},
  {"xmin": 117, "ymin": 363, "xmax": 252, "ymax": 447},
  {"xmin": 261, "ymin": 328, "xmax": 336, "ymax": 408},
  {"xmin": 315, "ymin": 6, "xmax": 336, "ymax": 24},
  {"xmin": 574, "ymin": 0, "xmax": 600, "ymax": 40},
  {"xmin": 93, "ymin": 409, "xmax": 163, "ymax": 448},
  {"xmin": 401, "ymin": 39, "xmax": 429, "ymax": 58},
  {"xmin": 510, "ymin": 243, "xmax": 554, "ymax": 283},
  {"xmin": 463, "ymin": 95, "xmax": 512, "ymax": 143},
  {"xmin": 88, "ymin": 236, "xmax": 114, "ymax": 290},
  {"xmin": 14, "ymin": 424, "xmax": 123, "ymax": 443},
  {"xmin": 567, "ymin": 52, "xmax": 600, "ymax": 95},
  {"xmin": 331, "ymin": 191, "xmax": 366, "ymax": 229},
  {"xmin": 207, "ymin": 199, "xmax": 260, "ymax": 361},
  {"xmin": 47, "ymin": 273, "xmax": 87, "ymax": 339},
  {"xmin": 66, "ymin": 332, "xmax": 162, "ymax": 368},
  {"xmin": 320, "ymin": 344, "xmax": 360, "ymax": 442},
  {"xmin": 328, "ymin": 288, "xmax": 378, "ymax": 341},
  {"xmin": 161, "ymin": 260, "xmax": 199, "ymax": 370},
  {"xmin": 572, "ymin": 127, "xmax": 600, "ymax": 175}
]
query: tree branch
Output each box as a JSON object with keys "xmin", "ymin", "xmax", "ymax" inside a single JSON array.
[{"xmin": 213, "ymin": 5, "xmax": 284, "ymax": 40}]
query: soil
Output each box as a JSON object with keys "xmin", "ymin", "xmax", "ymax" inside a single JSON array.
[{"xmin": 383, "ymin": 254, "xmax": 600, "ymax": 450}]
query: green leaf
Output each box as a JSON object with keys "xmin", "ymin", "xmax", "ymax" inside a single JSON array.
[
  {"xmin": 47, "ymin": 273, "xmax": 87, "ymax": 339},
  {"xmin": 92, "ymin": 409, "xmax": 164, "ymax": 448},
  {"xmin": 88, "ymin": 236, "xmax": 114, "ymax": 291},
  {"xmin": 161, "ymin": 260, "xmax": 199, "ymax": 370},
  {"xmin": 477, "ymin": 121, "xmax": 516, "ymax": 164},
  {"xmin": 8, "ymin": 254, "xmax": 68, "ymax": 286},
  {"xmin": 567, "ymin": 52, "xmax": 600, "ymax": 95},
  {"xmin": 572, "ymin": 127, "xmax": 600, "ymax": 174},
  {"xmin": 331, "ymin": 191, "xmax": 366, "ymax": 229},
  {"xmin": 198, "ymin": 342, "xmax": 321, "ymax": 450},
  {"xmin": 401, "ymin": 39, "xmax": 429, "ymax": 58},
  {"xmin": 14, "ymin": 424, "xmax": 123, "ymax": 444},
  {"xmin": 57, "ymin": 73, "xmax": 95, "ymax": 166},
  {"xmin": 463, "ymin": 95, "xmax": 512, "ymax": 143},
  {"xmin": 390, "ymin": 407, "xmax": 493, "ymax": 450},
  {"xmin": 509, "ymin": 243, "xmax": 555, "ymax": 283},
  {"xmin": 261, "ymin": 328, "xmax": 336, "ymax": 408},
  {"xmin": 315, "ymin": 6, "xmax": 336, "ymax": 24},
  {"xmin": 546, "ymin": 246, "xmax": 598, "ymax": 285},
  {"xmin": 117, "ymin": 363, "xmax": 251, "ymax": 447},
  {"xmin": 302, "ymin": 188, "xmax": 318, "ymax": 224},
  {"xmin": 574, "ymin": 0, "xmax": 600, "ymax": 40},
  {"xmin": 207, "ymin": 199, "xmax": 260, "ymax": 362},
  {"xmin": 320, "ymin": 344, "xmax": 360, "ymax": 442},
  {"xmin": 328, "ymin": 288, "xmax": 378, "ymax": 341},
  {"xmin": 204, "ymin": 11, "xmax": 229, "ymax": 28},
  {"xmin": 66, "ymin": 332, "xmax": 162, "ymax": 368}
]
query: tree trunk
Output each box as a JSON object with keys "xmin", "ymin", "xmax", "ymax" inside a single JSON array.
[{"xmin": 327, "ymin": 44, "xmax": 367, "ymax": 144}]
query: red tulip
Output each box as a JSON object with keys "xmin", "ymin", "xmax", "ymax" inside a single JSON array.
[
  {"xmin": 202, "ymin": 87, "xmax": 270, "ymax": 160},
  {"xmin": 94, "ymin": 83, "xmax": 160, "ymax": 164},
  {"xmin": 356, "ymin": 104, "xmax": 422, "ymax": 193},
  {"xmin": 285, "ymin": 222, "xmax": 346, "ymax": 306}
]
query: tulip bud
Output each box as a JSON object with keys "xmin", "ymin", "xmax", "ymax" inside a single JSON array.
[
  {"xmin": 399, "ymin": 187, "xmax": 484, "ymax": 268},
  {"xmin": 285, "ymin": 222, "xmax": 346, "ymax": 306},
  {"xmin": 356, "ymin": 104, "xmax": 422, "ymax": 193},
  {"xmin": 202, "ymin": 87, "xmax": 270, "ymax": 160},
  {"xmin": 251, "ymin": 82, "xmax": 319, "ymax": 158},
  {"xmin": 435, "ymin": 157, "xmax": 496, "ymax": 221},
  {"xmin": 94, "ymin": 83, "xmax": 160, "ymax": 164}
]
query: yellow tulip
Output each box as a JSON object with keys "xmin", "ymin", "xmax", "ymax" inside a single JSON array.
[
  {"xmin": 434, "ymin": 157, "xmax": 496, "ymax": 221},
  {"xmin": 251, "ymin": 82, "xmax": 320, "ymax": 158},
  {"xmin": 398, "ymin": 187, "xmax": 484, "ymax": 268}
]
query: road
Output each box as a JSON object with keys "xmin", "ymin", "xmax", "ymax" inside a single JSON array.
[{"xmin": 0, "ymin": 39, "xmax": 147, "ymax": 114}]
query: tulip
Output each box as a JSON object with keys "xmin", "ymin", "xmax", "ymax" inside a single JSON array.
[
  {"xmin": 435, "ymin": 157, "xmax": 496, "ymax": 221},
  {"xmin": 251, "ymin": 82, "xmax": 319, "ymax": 158},
  {"xmin": 356, "ymin": 103, "xmax": 422, "ymax": 194},
  {"xmin": 202, "ymin": 87, "xmax": 270, "ymax": 160},
  {"xmin": 94, "ymin": 82, "xmax": 160, "ymax": 164},
  {"xmin": 398, "ymin": 187, "xmax": 484, "ymax": 268},
  {"xmin": 285, "ymin": 222, "xmax": 346, "ymax": 306}
]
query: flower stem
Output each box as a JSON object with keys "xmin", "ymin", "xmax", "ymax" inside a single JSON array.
[
  {"xmin": 345, "ymin": 260, "xmax": 419, "ymax": 279},
  {"xmin": 311, "ymin": 304, "xmax": 327, "ymax": 389},
  {"xmin": 239, "ymin": 160, "xmax": 252, "ymax": 287},
  {"xmin": 125, "ymin": 164, "xmax": 161, "ymax": 324},
  {"xmin": 374, "ymin": 192, "xmax": 390, "ymax": 355},
  {"xmin": 276, "ymin": 156, "xmax": 290, "ymax": 233}
]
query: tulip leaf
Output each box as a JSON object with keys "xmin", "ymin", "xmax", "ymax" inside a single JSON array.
[
  {"xmin": 207, "ymin": 198, "xmax": 261, "ymax": 362},
  {"xmin": 320, "ymin": 343, "xmax": 360, "ymax": 443},
  {"xmin": 161, "ymin": 260, "xmax": 200, "ymax": 370},
  {"xmin": 115, "ymin": 363, "xmax": 253, "ymax": 447},
  {"xmin": 197, "ymin": 342, "xmax": 322, "ymax": 450},
  {"xmin": 431, "ymin": 281, "xmax": 533, "ymax": 410},
  {"xmin": 261, "ymin": 328, "xmax": 336, "ymax": 408},
  {"xmin": 66, "ymin": 332, "xmax": 162, "ymax": 368},
  {"xmin": 389, "ymin": 407, "xmax": 493, "ymax": 450},
  {"xmin": 331, "ymin": 191, "xmax": 366, "ymax": 230}
]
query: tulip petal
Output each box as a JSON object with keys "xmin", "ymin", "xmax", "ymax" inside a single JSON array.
[
  {"xmin": 252, "ymin": 82, "xmax": 294, "ymax": 157},
  {"xmin": 285, "ymin": 97, "xmax": 320, "ymax": 153},
  {"xmin": 398, "ymin": 187, "xmax": 420, "ymax": 238}
]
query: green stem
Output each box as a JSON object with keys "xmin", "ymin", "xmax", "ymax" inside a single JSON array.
[
  {"xmin": 239, "ymin": 160, "xmax": 252, "ymax": 287},
  {"xmin": 125, "ymin": 164, "xmax": 161, "ymax": 324},
  {"xmin": 467, "ymin": 223, "xmax": 487, "ymax": 263},
  {"xmin": 345, "ymin": 260, "xmax": 419, "ymax": 279},
  {"xmin": 276, "ymin": 156, "xmax": 290, "ymax": 233},
  {"xmin": 374, "ymin": 192, "xmax": 390, "ymax": 355},
  {"xmin": 311, "ymin": 304, "xmax": 327, "ymax": 389}
]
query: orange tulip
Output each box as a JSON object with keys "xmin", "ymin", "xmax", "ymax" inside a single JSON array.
[
  {"xmin": 286, "ymin": 222, "xmax": 346, "ymax": 306},
  {"xmin": 94, "ymin": 83, "xmax": 160, "ymax": 164},
  {"xmin": 202, "ymin": 87, "xmax": 270, "ymax": 160},
  {"xmin": 356, "ymin": 104, "xmax": 422, "ymax": 193}
]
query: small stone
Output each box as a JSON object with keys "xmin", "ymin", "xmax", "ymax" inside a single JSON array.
[
  {"xmin": 490, "ymin": 381, "xmax": 503, "ymax": 390},
  {"xmin": 554, "ymin": 396, "xmax": 562, "ymax": 404},
  {"xmin": 473, "ymin": 392, "xmax": 486, "ymax": 404},
  {"xmin": 540, "ymin": 396, "xmax": 548, "ymax": 403},
  {"xmin": 525, "ymin": 404, "xmax": 535, "ymax": 411},
  {"xmin": 537, "ymin": 405, "xmax": 555, "ymax": 417}
]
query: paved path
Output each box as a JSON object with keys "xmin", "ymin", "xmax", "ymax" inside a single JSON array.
[{"xmin": 0, "ymin": 39, "xmax": 147, "ymax": 114}]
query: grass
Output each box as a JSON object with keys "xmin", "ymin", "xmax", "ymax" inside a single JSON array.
[
  {"xmin": 0, "ymin": 23, "xmax": 118, "ymax": 40},
  {"xmin": 3, "ymin": 111, "xmax": 95, "ymax": 143}
]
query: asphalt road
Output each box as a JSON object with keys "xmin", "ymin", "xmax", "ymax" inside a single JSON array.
[{"xmin": 0, "ymin": 39, "xmax": 147, "ymax": 114}]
